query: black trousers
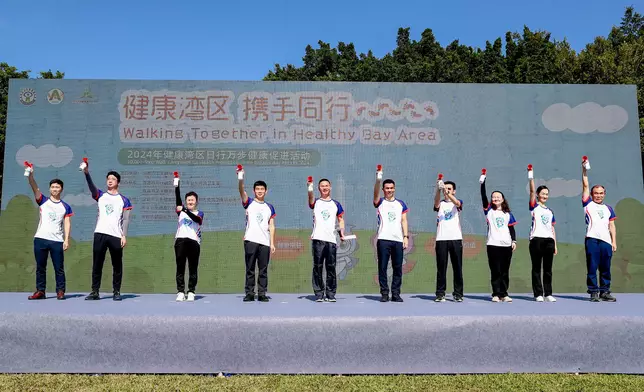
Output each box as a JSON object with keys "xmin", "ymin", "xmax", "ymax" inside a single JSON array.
[
  {"xmin": 244, "ymin": 240, "xmax": 270, "ymax": 295},
  {"xmin": 175, "ymin": 238, "xmax": 201, "ymax": 293},
  {"xmin": 92, "ymin": 233, "xmax": 123, "ymax": 292},
  {"xmin": 529, "ymin": 237, "xmax": 555, "ymax": 297},
  {"xmin": 377, "ymin": 239, "xmax": 403, "ymax": 296},
  {"xmin": 435, "ymin": 240, "xmax": 464, "ymax": 297},
  {"xmin": 486, "ymin": 245, "xmax": 513, "ymax": 298},
  {"xmin": 312, "ymin": 239, "xmax": 337, "ymax": 297}
]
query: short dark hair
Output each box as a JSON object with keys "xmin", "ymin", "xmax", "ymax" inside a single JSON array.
[
  {"xmin": 49, "ymin": 179, "xmax": 64, "ymax": 190},
  {"xmin": 185, "ymin": 191, "xmax": 198, "ymax": 201},
  {"xmin": 591, "ymin": 185, "xmax": 606, "ymax": 194},
  {"xmin": 106, "ymin": 171, "xmax": 121, "ymax": 183},
  {"xmin": 318, "ymin": 178, "xmax": 331, "ymax": 185},
  {"xmin": 536, "ymin": 185, "xmax": 549, "ymax": 195},
  {"xmin": 382, "ymin": 179, "xmax": 395, "ymax": 188},
  {"xmin": 254, "ymin": 180, "xmax": 267, "ymax": 190},
  {"xmin": 444, "ymin": 181, "xmax": 456, "ymax": 190}
]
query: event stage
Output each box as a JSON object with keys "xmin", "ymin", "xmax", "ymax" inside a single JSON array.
[{"xmin": 1, "ymin": 293, "xmax": 643, "ymax": 374}]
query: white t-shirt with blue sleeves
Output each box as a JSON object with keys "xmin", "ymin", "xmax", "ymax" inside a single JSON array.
[
  {"xmin": 374, "ymin": 198, "xmax": 408, "ymax": 243},
  {"xmin": 583, "ymin": 196, "xmax": 616, "ymax": 245},
  {"xmin": 93, "ymin": 189, "xmax": 133, "ymax": 239},
  {"xmin": 175, "ymin": 210, "xmax": 205, "ymax": 244},
  {"xmin": 484, "ymin": 204, "xmax": 517, "ymax": 247},
  {"xmin": 310, "ymin": 198, "xmax": 344, "ymax": 244},
  {"xmin": 243, "ymin": 197, "xmax": 276, "ymax": 247},
  {"xmin": 34, "ymin": 195, "xmax": 73, "ymax": 242}
]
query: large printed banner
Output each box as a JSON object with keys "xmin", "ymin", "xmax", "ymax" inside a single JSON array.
[{"xmin": 2, "ymin": 80, "xmax": 643, "ymax": 293}]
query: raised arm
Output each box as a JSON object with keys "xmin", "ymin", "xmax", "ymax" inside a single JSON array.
[
  {"xmin": 175, "ymin": 182, "xmax": 182, "ymax": 208},
  {"xmin": 27, "ymin": 170, "xmax": 42, "ymax": 202},
  {"xmin": 373, "ymin": 178, "xmax": 381, "ymax": 206},
  {"xmin": 529, "ymin": 177, "xmax": 536, "ymax": 205},
  {"xmin": 582, "ymin": 163, "xmax": 590, "ymax": 201},
  {"xmin": 433, "ymin": 183, "xmax": 441, "ymax": 210},
  {"xmin": 480, "ymin": 181, "xmax": 489, "ymax": 209},
  {"xmin": 238, "ymin": 176, "xmax": 249, "ymax": 205},
  {"xmin": 307, "ymin": 180, "xmax": 315, "ymax": 208},
  {"xmin": 84, "ymin": 171, "xmax": 100, "ymax": 200},
  {"xmin": 444, "ymin": 190, "xmax": 462, "ymax": 208}
]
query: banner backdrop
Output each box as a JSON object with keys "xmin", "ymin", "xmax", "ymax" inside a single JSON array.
[{"xmin": 2, "ymin": 80, "xmax": 643, "ymax": 293}]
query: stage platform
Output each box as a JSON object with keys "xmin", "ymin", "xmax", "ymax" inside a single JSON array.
[{"xmin": 1, "ymin": 292, "xmax": 643, "ymax": 374}]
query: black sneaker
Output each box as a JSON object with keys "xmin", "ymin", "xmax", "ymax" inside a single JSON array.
[
  {"xmin": 113, "ymin": 291, "xmax": 122, "ymax": 301},
  {"xmin": 380, "ymin": 294, "xmax": 389, "ymax": 302},
  {"xmin": 243, "ymin": 294, "xmax": 255, "ymax": 302},
  {"xmin": 600, "ymin": 292, "xmax": 617, "ymax": 302},
  {"xmin": 257, "ymin": 295, "xmax": 270, "ymax": 302},
  {"xmin": 85, "ymin": 291, "xmax": 99, "ymax": 301},
  {"xmin": 315, "ymin": 296, "xmax": 324, "ymax": 302},
  {"xmin": 434, "ymin": 295, "xmax": 446, "ymax": 302},
  {"xmin": 454, "ymin": 295, "xmax": 464, "ymax": 302},
  {"xmin": 590, "ymin": 292, "xmax": 600, "ymax": 302},
  {"xmin": 391, "ymin": 295, "xmax": 404, "ymax": 303},
  {"xmin": 326, "ymin": 295, "xmax": 336, "ymax": 303}
]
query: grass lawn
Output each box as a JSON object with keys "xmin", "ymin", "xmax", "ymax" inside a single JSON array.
[{"xmin": 1, "ymin": 374, "xmax": 644, "ymax": 392}]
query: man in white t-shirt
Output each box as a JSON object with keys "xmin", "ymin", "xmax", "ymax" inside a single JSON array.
[
  {"xmin": 82, "ymin": 163, "xmax": 133, "ymax": 301},
  {"xmin": 373, "ymin": 173, "xmax": 409, "ymax": 303},
  {"xmin": 307, "ymin": 178, "xmax": 345, "ymax": 302},
  {"xmin": 433, "ymin": 179, "xmax": 464, "ymax": 303},
  {"xmin": 238, "ymin": 168, "xmax": 276, "ymax": 302},
  {"xmin": 26, "ymin": 168, "xmax": 73, "ymax": 301},
  {"xmin": 581, "ymin": 161, "xmax": 617, "ymax": 302}
]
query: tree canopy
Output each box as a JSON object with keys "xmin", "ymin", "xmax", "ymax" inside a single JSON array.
[{"xmin": 265, "ymin": 7, "xmax": 644, "ymax": 151}]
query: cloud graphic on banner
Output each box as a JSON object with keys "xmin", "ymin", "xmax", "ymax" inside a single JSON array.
[
  {"xmin": 64, "ymin": 193, "xmax": 95, "ymax": 207},
  {"xmin": 15, "ymin": 144, "xmax": 74, "ymax": 168},
  {"xmin": 525, "ymin": 178, "xmax": 581, "ymax": 198},
  {"xmin": 541, "ymin": 103, "xmax": 628, "ymax": 133}
]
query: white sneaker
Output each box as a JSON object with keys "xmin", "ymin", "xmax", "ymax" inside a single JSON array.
[
  {"xmin": 176, "ymin": 292, "xmax": 185, "ymax": 302},
  {"xmin": 502, "ymin": 296, "xmax": 513, "ymax": 303},
  {"xmin": 535, "ymin": 296, "xmax": 544, "ymax": 302},
  {"xmin": 187, "ymin": 292, "xmax": 195, "ymax": 302},
  {"xmin": 491, "ymin": 296, "xmax": 500, "ymax": 302},
  {"xmin": 545, "ymin": 295, "xmax": 557, "ymax": 302}
]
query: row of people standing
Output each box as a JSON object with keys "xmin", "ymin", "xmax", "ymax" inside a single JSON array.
[{"xmin": 24, "ymin": 159, "xmax": 617, "ymax": 303}]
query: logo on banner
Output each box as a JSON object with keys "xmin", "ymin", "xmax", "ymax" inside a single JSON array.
[
  {"xmin": 19, "ymin": 88, "xmax": 36, "ymax": 106},
  {"xmin": 47, "ymin": 89, "xmax": 64, "ymax": 104},
  {"xmin": 73, "ymin": 88, "xmax": 98, "ymax": 104}
]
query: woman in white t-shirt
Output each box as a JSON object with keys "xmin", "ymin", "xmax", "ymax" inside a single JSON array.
[
  {"xmin": 480, "ymin": 172, "xmax": 517, "ymax": 302},
  {"xmin": 528, "ymin": 168, "xmax": 557, "ymax": 303}
]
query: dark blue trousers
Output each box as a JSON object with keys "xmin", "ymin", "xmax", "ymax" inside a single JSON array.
[
  {"xmin": 34, "ymin": 238, "xmax": 65, "ymax": 292},
  {"xmin": 377, "ymin": 239, "xmax": 403, "ymax": 296},
  {"xmin": 585, "ymin": 238, "xmax": 612, "ymax": 294}
]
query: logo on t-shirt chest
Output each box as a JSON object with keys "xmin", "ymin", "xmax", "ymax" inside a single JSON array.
[
  {"xmin": 540, "ymin": 214, "xmax": 549, "ymax": 225},
  {"xmin": 48, "ymin": 211, "xmax": 57, "ymax": 222},
  {"xmin": 597, "ymin": 209, "xmax": 605, "ymax": 219},
  {"xmin": 495, "ymin": 216, "xmax": 505, "ymax": 228},
  {"xmin": 255, "ymin": 213, "xmax": 264, "ymax": 223},
  {"xmin": 321, "ymin": 210, "xmax": 331, "ymax": 221},
  {"xmin": 105, "ymin": 204, "xmax": 115, "ymax": 216}
]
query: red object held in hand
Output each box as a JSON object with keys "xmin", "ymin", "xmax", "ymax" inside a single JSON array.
[
  {"xmin": 307, "ymin": 176, "xmax": 313, "ymax": 183},
  {"xmin": 173, "ymin": 171, "xmax": 179, "ymax": 178},
  {"xmin": 377, "ymin": 164, "xmax": 382, "ymax": 171},
  {"xmin": 481, "ymin": 168, "xmax": 487, "ymax": 175},
  {"xmin": 237, "ymin": 164, "xmax": 243, "ymax": 171},
  {"xmin": 527, "ymin": 164, "xmax": 533, "ymax": 170},
  {"xmin": 83, "ymin": 157, "xmax": 88, "ymax": 163},
  {"xmin": 24, "ymin": 161, "xmax": 32, "ymax": 167},
  {"xmin": 582, "ymin": 155, "xmax": 588, "ymax": 161},
  {"xmin": 438, "ymin": 173, "xmax": 443, "ymax": 180}
]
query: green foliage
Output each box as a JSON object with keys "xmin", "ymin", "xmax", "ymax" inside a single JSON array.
[
  {"xmin": 265, "ymin": 7, "xmax": 644, "ymax": 151},
  {"xmin": 0, "ymin": 64, "xmax": 64, "ymax": 205}
]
